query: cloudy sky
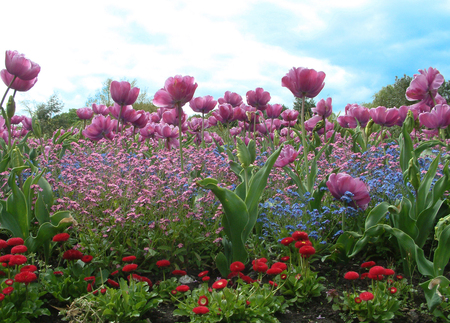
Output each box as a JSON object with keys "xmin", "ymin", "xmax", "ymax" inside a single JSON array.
[{"xmin": 2, "ymin": 0, "xmax": 449, "ymax": 116}]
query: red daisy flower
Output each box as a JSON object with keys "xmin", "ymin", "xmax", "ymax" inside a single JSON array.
[
  {"xmin": 0, "ymin": 239, "xmax": 7, "ymax": 249},
  {"xmin": 0, "ymin": 254, "xmax": 12, "ymax": 263},
  {"xmin": 9, "ymin": 255, "xmax": 27, "ymax": 266},
  {"xmin": 266, "ymin": 267, "xmax": 283, "ymax": 275},
  {"xmin": 63, "ymin": 249, "xmax": 83, "ymax": 261},
  {"xmin": 5, "ymin": 279, "xmax": 13, "ymax": 286},
  {"xmin": 269, "ymin": 281, "xmax": 278, "ymax": 287},
  {"xmin": 212, "ymin": 279, "xmax": 227, "ymax": 289},
  {"xmin": 292, "ymin": 231, "xmax": 309, "ymax": 241},
  {"xmin": 3, "ymin": 287, "xmax": 14, "ymax": 295},
  {"xmin": 111, "ymin": 270, "xmax": 119, "ymax": 276},
  {"xmin": 53, "ymin": 271, "xmax": 64, "ymax": 276},
  {"xmin": 361, "ymin": 261, "xmax": 376, "ymax": 268},
  {"xmin": 0, "ymin": 294, "xmax": 4, "ymax": 301},
  {"xmin": 20, "ymin": 265, "xmax": 37, "ymax": 273},
  {"xmin": 230, "ymin": 261, "xmax": 245, "ymax": 272},
  {"xmin": 192, "ymin": 306, "xmax": 209, "ymax": 314},
  {"xmin": 198, "ymin": 270, "xmax": 209, "ymax": 278},
  {"xmin": 280, "ymin": 256, "xmax": 290, "ymax": 262},
  {"xmin": 122, "ymin": 264, "xmax": 138, "ymax": 272},
  {"xmin": 172, "ymin": 270, "xmax": 187, "ymax": 276},
  {"xmin": 360, "ymin": 291, "xmax": 374, "ymax": 301},
  {"xmin": 176, "ymin": 285, "xmax": 190, "ymax": 292},
  {"xmin": 81, "ymin": 255, "xmax": 93, "ymax": 263},
  {"xmin": 156, "ymin": 260, "xmax": 171, "ymax": 268},
  {"xmin": 11, "ymin": 245, "xmax": 27, "ymax": 254},
  {"xmin": 52, "ymin": 233, "xmax": 70, "ymax": 242},
  {"xmin": 344, "ymin": 271, "xmax": 360, "ymax": 280},
  {"xmin": 280, "ymin": 237, "xmax": 294, "ymax": 246},
  {"xmin": 389, "ymin": 287, "xmax": 398, "ymax": 294},
  {"xmin": 198, "ymin": 295, "xmax": 209, "ymax": 306},
  {"xmin": 354, "ymin": 297, "xmax": 362, "ymax": 304},
  {"xmin": 202, "ymin": 276, "xmax": 210, "ymax": 282},
  {"xmin": 84, "ymin": 276, "xmax": 96, "ymax": 283},
  {"xmin": 122, "ymin": 256, "xmax": 137, "ymax": 262},
  {"xmin": 384, "ymin": 268, "xmax": 395, "ymax": 276},
  {"xmin": 107, "ymin": 279, "xmax": 119, "ymax": 288},
  {"xmin": 272, "ymin": 262, "xmax": 287, "ymax": 271},
  {"xmin": 6, "ymin": 237, "xmax": 24, "ymax": 246},
  {"xmin": 299, "ymin": 245, "xmax": 316, "ymax": 258}
]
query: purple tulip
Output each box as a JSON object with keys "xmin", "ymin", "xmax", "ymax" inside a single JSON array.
[
  {"xmin": 189, "ymin": 95, "xmax": 217, "ymax": 114},
  {"xmin": 82, "ymin": 115, "xmax": 115, "ymax": 141},
  {"xmin": 233, "ymin": 105, "xmax": 247, "ymax": 122},
  {"xmin": 1, "ymin": 70, "xmax": 37, "ymax": 92},
  {"xmin": 153, "ymin": 75, "xmax": 198, "ymax": 109},
  {"xmin": 76, "ymin": 107, "xmax": 94, "ymax": 120},
  {"xmin": 10, "ymin": 115, "xmax": 24, "ymax": 124},
  {"xmin": 131, "ymin": 110, "xmax": 149, "ymax": 129},
  {"xmin": 246, "ymin": 87, "xmax": 271, "ymax": 111},
  {"xmin": 110, "ymin": 81, "xmax": 140, "ymax": 106},
  {"xmin": 326, "ymin": 173, "xmax": 370, "ymax": 210},
  {"xmin": 419, "ymin": 104, "xmax": 450, "ymax": 130},
  {"xmin": 5, "ymin": 50, "xmax": 40, "ymax": 81},
  {"xmin": 274, "ymin": 145, "xmax": 300, "ymax": 167},
  {"xmin": 155, "ymin": 124, "xmax": 179, "ymax": 150},
  {"xmin": 140, "ymin": 122, "xmax": 156, "ymax": 139},
  {"xmin": 218, "ymin": 91, "xmax": 243, "ymax": 107},
  {"xmin": 266, "ymin": 104, "xmax": 283, "ymax": 119},
  {"xmin": 337, "ymin": 115, "xmax": 357, "ymax": 129},
  {"xmin": 281, "ymin": 109, "xmax": 299, "ymax": 122},
  {"xmin": 109, "ymin": 104, "xmax": 140, "ymax": 124},
  {"xmin": 312, "ymin": 97, "xmax": 332, "ymax": 118},
  {"xmin": 346, "ymin": 104, "xmax": 370, "ymax": 127},
  {"xmin": 406, "ymin": 67, "xmax": 444, "ymax": 106},
  {"xmin": 212, "ymin": 104, "xmax": 235, "ymax": 124},
  {"xmin": 92, "ymin": 103, "xmax": 109, "ymax": 116},
  {"xmin": 207, "ymin": 116, "xmax": 217, "ymax": 127},
  {"xmin": 162, "ymin": 108, "xmax": 187, "ymax": 126},
  {"xmin": 21, "ymin": 116, "xmax": 32, "ymax": 130},
  {"xmin": 369, "ymin": 106, "xmax": 399, "ymax": 127},
  {"xmin": 187, "ymin": 117, "xmax": 203, "ymax": 133},
  {"xmin": 282, "ymin": 67, "xmax": 326, "ymax": 99}
]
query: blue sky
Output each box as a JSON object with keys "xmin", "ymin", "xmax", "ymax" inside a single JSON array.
[{"xmin": 2, "ymin": 0, "xmax": 449, "ymax": 116}]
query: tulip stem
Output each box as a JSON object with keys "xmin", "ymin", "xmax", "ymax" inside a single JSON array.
[
  {"xmin": 178, "ymin": 105, "xmax": 184, "ymax": 171},
  {"xmin": 201, "ymin": 112, "xmax": 205, "ymax": 149},
  {"xmin": 301, "ymin": 97, "xmax": 309, "ymax": 176}
]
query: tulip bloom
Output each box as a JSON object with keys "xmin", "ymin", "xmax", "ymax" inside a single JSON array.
[
  {"xmin": 212, "ymin": 104, "xmax": 235, "ymax": 124},
  {"xmin": 282, "ymin": 67, "xmax": 326, "ymax": 99},
  {"xmin": 246, "ymin": 87, "xmax": 271, "ymax": 111},
  {"xmin": 218, "ymin": 91, "xmax": 243, "ymax": 107},
  {"xmin": 131, "ymin": 110, "xmax": 149, "ymax": 129},
  {"xmin": 5, "ymin": 50, "xmax": 40, "ymax": 81},
  {"xmin": 109, "ymin": 103, "xmax": 140, "ymax": 124},
  {"xmin": 369, "ymin": 106, "xmax": 399, "ymax": 127},
  {"xmin": 82, "ymin": 115, "xmax": 115, "ymax": 141},
  {"xmin": 337, "ymin": 115, "xmax": 357, "ymax": 129},
  {"xmin": 312, "ymin": 97, "xmax": 332, "ymax": 118},
  {"xmin": 266, "ymin": 104, "xmax": 283, "ymax": 119},
  {"xmin": 110, "ymin": 81, "xmax": 140, "ymax": 106},
  {"xmin": 1, "ymin": 70, "xmax": 37, "ymax": 92},
  {"xmin": 346, "ymin": 104, "xmax": 370, "ymax": 128},
  {"xmin": 419, "ymin": 104, "xmax": 450, "ymax": 130},
  {"xmin": 92, "ymin": 103, "xmax": 109, "ymax": 116},
  {"xmin": 76, "ymin": 107, "xmax": 94, "ymax": 120},
  {"xmin": 153, "ymin": 75, "xmax": 198, "ymax": 109},
  {"xmin": 406, "ymin": 67, "xmax": 444, "ymax": 106},
  {"xmin": 326, "ymin": 173, "xmax": 370, "ymax": 210},
  {"xmin": 189, "ymin": 95, "xmax": 217, "ymax": 114},
  {"xmin": 274, "ymin": 145, "xmax": 299, "ymax": 167}
]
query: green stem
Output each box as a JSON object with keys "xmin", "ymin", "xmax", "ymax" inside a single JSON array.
[
  {"xmin": 178, "ymin": 105, "xmax": 184, "ymax": 171},
  {"xmin": 300, "ymin": 97, "xmax": 309, "ymax": 178},
  {"xmin": 201, "ymin": 112, "xmax": 205, "ymax": 149}
]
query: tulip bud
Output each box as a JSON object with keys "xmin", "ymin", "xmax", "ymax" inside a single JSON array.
[
  {"xmin": 11, "ymin": 148, "xmax": 24, "ymax": 169},
  {"xmin": 29, "ymin": 148, "xmax": 37, "ymax": 161},
  {"xmin": 313, "ymin": 120, "xmax": 324, "ymax": 133},
  {"xmin": 6, "ymin": 96, "xmax": 15, "ymax": 119},
  {"xmin": 407, "ymin": 158, "xmax": 421, "ymax": 191},
  {"xmin": 32, "ymin": 118, "xmax": 42, "ymax": 138},
  {"xmin": 404, "ymin": 110, "xmax": 414, "ymax": 134},
  {"xmin": 365, "ymin": 119, "xmax": 374, "ymax": 137}
]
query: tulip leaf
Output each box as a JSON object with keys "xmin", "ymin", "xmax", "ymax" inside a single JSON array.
[
  {"xmin": 0, "ymin": 201, "xmax": 23, "ymax": 238},
  {"xmin": 419, "ymin": 277, "xmax": 449, "ymax": 314},
  {"xmin": 433, "ymin": 225, "xmax": 450, "ymax": 277},
  {"xmin": 215, "ymin": 252, "xmax": 230, "ymax": 278},
  {"xmin": 35, "ymin": 194, "xmax": 50, "ymax": 224},
  {"xmin": 7, "ymin": 172, "xmax": 29, "ymax": 239},
  {"xmin": 26, "ymin": 215, "xmax": 75, "ymax": 253},
  {"xmin": 364, "ymin": 202, "xmax": 390, "ymax": 230},
  {"xmin": 415, "ymin": 200, "xmax": 443, "ymax": 248},
  {"xmin": 236, "ymin": 137, "xmax": 252, "ymax": 167}
]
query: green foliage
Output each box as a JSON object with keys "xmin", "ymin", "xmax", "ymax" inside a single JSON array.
[
  {"xmin": 279, "ymin": 267, "xmax": 325, "ymax": 306},
  {"xmin": 174, "ymin": 282, "xmax": 287, "ymax": 322},
  {"xmin": 370, "ymin": 75, "xmax": 413, "ymax": 108},
  {"xmin": 293, "ymin": 97, "xmax": 315, "ymax": 120},
  {"xmin": 197, "ymin": 139, "xmax": 282, "ymax": 277},
  {"xmin": 63, "ymin": 279, "xmax": 162, "ymax": 323}
]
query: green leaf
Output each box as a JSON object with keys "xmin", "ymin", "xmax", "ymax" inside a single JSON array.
[
  {"xmin": 7, "ymin": 172, "xmax": 29, "ymax": 239},
  {"xmin": 0, "ymin": 202, "xmax": 23, "ymax": 239},
  {"xmin": 417, "ymin": 153, "xmax": 440, "ymax": 212},
  {"xmin": 236, "ymin": 137, "xmax": 252, "ymax": 167},
  {"xmin": 433, "ymin": 225, "xmax": 450, "ymax": 277},
  {"xmin": 216, "ymin": 252, "xmax": 230, "ymax": 278},
  {"xmin": 364, "ymin": 202, "xmax": 390, "ymax": 230}
]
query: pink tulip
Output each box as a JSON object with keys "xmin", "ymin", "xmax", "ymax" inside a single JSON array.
[
  {"xmin": 212, "ymin": 104, "xmax": 235, "ymax": 124},
  {"xmin": 153, "ymin": 75, "xmax": 198, "ymax": 109},
  {"xmin": 162, "ymin": 108, "xmax": 187, "ymax": 126},
  {"xmin": 140, "ymin": 122, "xmax": 156, "ymax": 139},
  {"xmin": 233, "ymin": 105, "xmax": 247, "ymax": 122},
  {"xmin": 110, "ymin": 81, "xmax": 140, "ymax": 106},
  {"xmin": 10, "ymin": 115, "xmax": 24, "ymax": 124},
  {"xmin": 76, "ymin": 107, "xmax": 94, "ymax": 120},
  {"xmin": 189, "ymin": 95, "xmax": 217, "ymax": 114},
  {"xmin": 246, "ymin": 87, "xmax": 271, "ymax": 111},
  {"xmin": 281, "ymin": 109, "xmax": 299, "ymax": 122},
  {"xmin": 131, "ymin": 110, "xmax": 149, "ymax": 128},
  {"xmin": 337, "ymin": 115, "xmax": 357, "ymax": 129},
  {"xmin": 274, "ymin": 145, "xmax": 300, "ymax": 167},
  {"xmin": 326, "ymin": 173, "xmax": 370, "ymax": 210},
  {"xmin": 92, "ymin": 103, "xmax": 109, "ymax": 116},
  {"xmin": 218, "ymin": 91, "xmax": 243, "ymax": 107},
  {"xmin": 1, "ymin": 70, "xmax": 37, "ymax": 92},
  {"xmin": 5, "ymin": 50, "xmax": 40, "ymax": 81},
  {"xmin": 346, "ymin": 104, "xmax": 370, "ymax": 127},
  {"xmin": 369, "ymin": 106, "xmax": 399, "ymax": 127},
  {"xmin": 419, "ymin": 104, "xmax": 450, "ymax": 130},
  {"xmin": 406, "ymin": 67, "xmax": 444, "ymax": 106},
  {"xmin": 155, "ymin": 124, "xmax": 179, "ymax": 139},
  {"xmin": 82, "ymin": 115, "xmax": 115, "ymax": 141},
  {"xmin": 312, "ymin": 97, "xmax": 332, "ymax": 118},
  {"xmin": 207, "ymin": 116, "xmax": 217, "ymax": 126},
  {"xmin": 266, "ymin": 104, "xmax": 283, "ymax": 119},
  {"xmin": 230, "ymin": 126, "xmax": 242, "ymax": 137},
  {"xmin": 187, "ymin": 117, "xmax": 203, "ymax": 133},
  {"xmin": 21, "ymin": 117, "xmax": 32, "ymax": 130},
  {"xmin": 109, "ymin": 103, "xmax": 140, "ymax": 124},
  {"xmin": 282, "ymin": 67, "xmax": 326, "ymax": 98}
]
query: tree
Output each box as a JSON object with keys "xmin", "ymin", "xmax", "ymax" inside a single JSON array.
[
  {"xmin": 51, "ymin": 108, "xmax": 79, "ymax": 131},
  {"xmin": 31, "ymin": 92, "xmax": 66, "ymax": 136},
  {"xmin": 438, "ymin": 79, "xmax": 450, "ymax": 103},
  {"xmin": 85, "ymin": 78, "xmax": 158, "ymax": 113},
  {"xmin": 371, "ymin": 75, "xmax": 413, "ymax": 108},
  {"xmin": 293, "ymin": 97, "xmax": 316, "ymax": 120}
]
